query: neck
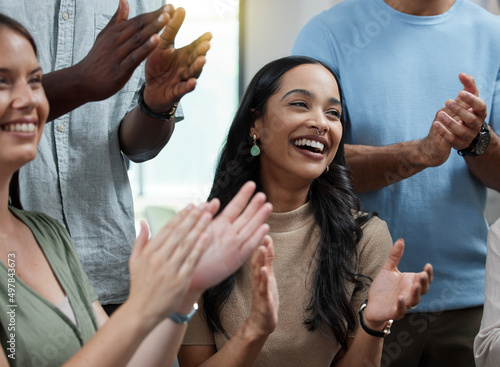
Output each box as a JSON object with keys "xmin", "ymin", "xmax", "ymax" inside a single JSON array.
[
  {"xmin": 384, "ymin": 0, "xmax": 455, "ymax": 15},
  {"xmin": 260, "ymin": 173, "xmax": 311, "ymax": 213},
  {"xmin": 0, "ymin": 171, "xmax": 18, "ymax": 234}
]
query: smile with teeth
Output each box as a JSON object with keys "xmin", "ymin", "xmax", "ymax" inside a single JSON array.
[
  {"xmin": 293, "ymin": 138, "xmax": 325, "ymax": 153},
  {"xmin": 1, "ymin": 122, "xmax": 36, "ymax": 133}
]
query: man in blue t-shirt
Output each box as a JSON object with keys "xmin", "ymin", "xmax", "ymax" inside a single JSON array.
[{"xmin": 293, "ymin": 0, "xmax": 500, "ymax": 366}]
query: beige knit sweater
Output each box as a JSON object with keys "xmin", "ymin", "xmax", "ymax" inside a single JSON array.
[{"xmin": 183, "ymin": 202, "xmax": 393, "ymax": 366}]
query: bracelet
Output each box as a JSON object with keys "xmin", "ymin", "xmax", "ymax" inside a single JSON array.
[
  {"xmin": 359, "ymin": 300, "xmax": 393, "ymax": 337},
  {"xmin": 138, "ymin": 83, "xmax": 178, "ymax": 121},
  {"xmin": 169, "ymin": 303, "xmax": 198, "ymax": 324}
]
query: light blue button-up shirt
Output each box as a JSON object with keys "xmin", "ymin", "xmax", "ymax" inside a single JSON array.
[{"xmin": 2, "ymin": 0, "xmax": 181, "ymax": 304}]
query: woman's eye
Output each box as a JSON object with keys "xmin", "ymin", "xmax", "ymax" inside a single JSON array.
[
  {"xmin": 29, "ymin": 75, "xmax": 42, "ymax": 85},
  {"xmin": 327, "ymin": 110, "xmax": 341, "ymax": 118},
  {"xmin": 289, "ymin": 101, "xmax": 308, "ymax": 108}
]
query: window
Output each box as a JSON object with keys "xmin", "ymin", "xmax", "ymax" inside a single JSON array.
[{"xmin": 129, "ymin": 0, "xmax": 240, "ymax": 216}]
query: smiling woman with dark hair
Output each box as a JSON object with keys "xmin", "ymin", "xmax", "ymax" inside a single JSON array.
[{"xmin": 179, "ymin": 56, "xmax": 433, "ymax": 367}]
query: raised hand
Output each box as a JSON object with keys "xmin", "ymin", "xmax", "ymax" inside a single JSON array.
[
  {"xmin": 188, "ymin": 181, "xmax": 273, "ymax": 293},
  {"xmin": 127, "ymin": 205, "xmax": 213, "ymax": 328},
  {"xmin": 362, "ymin": 239, "xmax": 433, "ymax": 325},
  {"xmin": 76, "ymin": 0, "xmax": 171, "ymax": 102},
  {"xmin": 143, "ymin": 6, "xmax": 212, "ymax": 112},
  {"xmin": 433, "ymin": 73, "xmax": 488, "ymax": 151},
  {"xmin": 247, "ymin": 236, "xmax": 279, "ymax": 337}
]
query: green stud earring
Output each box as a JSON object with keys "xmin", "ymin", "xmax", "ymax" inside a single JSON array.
[{"xmin": 251, "ymin": 134, "xmax": 261, "ymax": 156}]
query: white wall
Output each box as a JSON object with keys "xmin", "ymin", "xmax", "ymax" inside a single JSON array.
[{"xmin": 242, "ymin": 0, "xmax": 341, "ymax": 88}]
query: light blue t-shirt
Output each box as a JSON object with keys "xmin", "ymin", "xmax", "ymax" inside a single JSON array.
[{"xmin": 293, "ymin": 0, "xmax": 500, "ymax": 312}]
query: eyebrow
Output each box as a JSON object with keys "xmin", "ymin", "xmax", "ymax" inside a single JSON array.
[
  {"xmin": 0, "ymin": 67, "xmax": 42, "ymax": 74},
  {"xmin": 281, "ymin": 88, "xmax": 342, "ymax": 105}
]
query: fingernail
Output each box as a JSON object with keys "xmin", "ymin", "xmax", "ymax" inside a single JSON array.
[{"xmin": 157, "ymin": 13, "xmax": 165, "ymax": 24}]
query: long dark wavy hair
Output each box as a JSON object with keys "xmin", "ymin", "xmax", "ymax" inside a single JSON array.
[
  {"xmin": 203, "ymin": 56, "xmax": 374, "ymax": 349},
  {"xmin": 0, "ymin": 13, "xmax": 38, "ymax": 210}
]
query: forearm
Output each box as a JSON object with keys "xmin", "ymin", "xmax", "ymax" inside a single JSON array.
[
  {"xmin": 64, "ymin": 301, "xmax": 155, "ymax": 367},
  {"xmin": 42, "ymin": 65, "xmax": 93, "ymax": 122},
  {"xmin": 127, "ymin": 292, "xmax": 200, "ymax": 367},
  {"xmin": 119, "ymin": 105, "xmax": 175, "ymax": 163},
  {"xmin": 464, "ymin": 128, "xmax": 500, "ymax": 192},
  {"xmin": 196, "ymin": 319, "xmax": 270, "ymax": 367},
  {"xmin": 334, "ymin": 329, "xmax": 385, "ymax": 367},
  {"xmin": 345, "ymin": 142, "xmax": 428, "ymax": 193}
]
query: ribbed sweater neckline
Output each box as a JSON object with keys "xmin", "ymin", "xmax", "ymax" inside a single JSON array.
[{"xmin": 267, "ymin": 202, "xmax": 315, "ymax": 233}]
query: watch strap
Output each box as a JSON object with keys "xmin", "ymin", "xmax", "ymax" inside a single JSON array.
[
  {"xmin": 458, "ymin": 122, "xmax": 490, "ymax": 157},
  {"xmin": 138, "ymin": 83, "xmax": 178, "ymax": 121},
  {"xmin": 169, "ymin": 303, "xmax": 198, "ymax": 324},
  {"xmin": 359, "ymin": 300, "xmax": 393, "ymax": 337}
]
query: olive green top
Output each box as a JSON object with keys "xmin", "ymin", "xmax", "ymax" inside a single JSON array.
[{"xmin": 0, "ymin": 207, "xmax": 98, "ymax": 366}]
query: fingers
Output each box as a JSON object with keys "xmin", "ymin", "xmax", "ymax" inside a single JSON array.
[
  {"xmin": 152, "ymin": 209, "xmax": 211, "ymax": 262},
  {"xmin": 130, "ymin": 220, "xmax": 150, "ymax": 260},
  {"xmin": 383, "ymin": 238, "xmax": 405, "ymax": 271},
  {"xmin": 159, "ymin": 7, "xmax": 186, "ymax": 45},
  {"xmin": 458, "ymin": 72, "xmax": 478, "ymax": 96},
  {"xmin": 237, "ymin": 223, "xmax": 271, "ymax": 267},
  {"xmin": 204, "ymin": 198, "xmax": 221, "ymax": 216},
  {"xmin": 424, "ymin": 263, "xmax": 434, "ymax": 284},
  {"xmin": 434, "ymin": 95, "xmax": 486, "ymax": 149},
  {"xmin": 218, "ymin": 181, "xmax": 257, "ymax": 222},
  {"xmin": 251, "ymin": 246, "xmax": 270, "ymax": 298},
  {"xmin": 232, "ymin": 191, "xmax": 268, "ymax": 233},
  {"xmin": 107, "ymin": 0, "xmax": 130, "ymax": 27}
]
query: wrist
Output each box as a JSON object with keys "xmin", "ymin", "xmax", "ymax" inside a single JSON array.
[
  {"xmin": 141, "ymin": 83, "xmax": 178, "ymax": 119},
  {"xmin": 241, "ymin": 317, "xmax": 273, "ymax": 342},
  {"xmin": 176, "ymin": 290, "xmax": 202, "ymax": 315},
  {"xmin": 359, "ymin": 300, "xmax": 393, "ymax": 338}
]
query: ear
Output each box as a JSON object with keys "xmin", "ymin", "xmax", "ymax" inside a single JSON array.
[{"xmin": 250, "ymin": 114, "xmax": 263, "ymax": 139}]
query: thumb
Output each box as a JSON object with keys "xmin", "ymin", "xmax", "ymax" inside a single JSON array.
[
  {"xmin": 158, "ymin": 7, "xmax": 186, "ymax": 45},
  {"xmin": 131, "ymin": 220, "xmax": 150, "ymax": 261},
  {"xmin": 383, "ymin": 238, "xmax": 405, "ymax": 271},
  {"xmin": 459, "ymin": 72, "xmax": 478, "ymax": 96},
  {"xmin": 109, "ymin": 0, "xmax": 130, "ymax": 27}
]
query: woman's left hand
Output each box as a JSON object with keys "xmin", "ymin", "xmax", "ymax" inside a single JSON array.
[{"xmin": 363, "ymin": 239, "xmax": 433, "ymax": 325}]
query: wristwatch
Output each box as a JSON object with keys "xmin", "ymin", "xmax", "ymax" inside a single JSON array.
[
  {"xmin": 458, "ymin": 122, "xmax": 491, "ymax": 157},
  {"xmin": 138, "ymin": 83, "xmax": 178, "ymax": 121},
  {"xmin": 359, "ymin": 300, "xmax": 393, "ymax": 337},
  {"xmin": 169, "ymin": 303, "xmax": 198, "ymax": 324}
]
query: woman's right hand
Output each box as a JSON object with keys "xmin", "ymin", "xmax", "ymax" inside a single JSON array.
[
  {"xmin": 247, "ymin": 235, "xmax": 279, "ymax": 337},
  {"xmin": 127, "ymin": 205, "xmax": 213, "ymax": 328}
]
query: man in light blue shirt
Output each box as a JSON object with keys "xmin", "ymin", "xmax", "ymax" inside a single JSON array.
[
  {"xmin": 1, "ymin": 0, "xmax": 211, "ymax": 314},
  {"xmin": 294, "ymin": 0, "xmax": 500, "ymax": 365}
]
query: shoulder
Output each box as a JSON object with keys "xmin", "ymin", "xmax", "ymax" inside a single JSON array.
[
  {"xmin": 9, "ymin": 207, "xmax": 74, "ymax": 248},
  {"xmin": 357, "ymin": 215, "xmax": 393, "ymax": 258}
]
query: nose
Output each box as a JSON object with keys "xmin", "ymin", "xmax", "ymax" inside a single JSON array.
[
  {"xmin": 308, "ymin": 108, "xmax": 329, "ymax": 135},
  {"xmin": 11, "ymin": 81, "xmax": 37, "ymax": 110}
]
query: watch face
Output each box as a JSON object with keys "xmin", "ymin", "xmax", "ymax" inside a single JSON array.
[{"xmin": 475, "ymin": 134, "xmax": 491, "ymax": 155}]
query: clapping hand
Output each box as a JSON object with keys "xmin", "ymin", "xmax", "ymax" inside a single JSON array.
[
  {"xmin": 76, "ymin": 0, "xmax": 172, "ymax": 102},
  {"xmin": 188, "ymin": 181, "xmax": 273, "ymax": 293},
  {"xmin": 247, "ymin": 236, "xmax": 279, "ymax": 337},
  {"xmin": 143, "ymin": 5, "xmax": 212, "ymax": 113},
  {"xmin": 434, "ymin": 73, "xmax": 487, "ymax": 151},
  {"xmin": 362, "ymin": 239, "xmax": 433, "ymax": 326}
]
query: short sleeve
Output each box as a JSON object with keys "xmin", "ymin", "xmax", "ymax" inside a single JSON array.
[
  {"xmin": 350, "ymin": 216, "xmax": 393, "ymax": 320},
  {"xmin": 292, "ymin": 16, "xmax": 340, "ymax": 75}
]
